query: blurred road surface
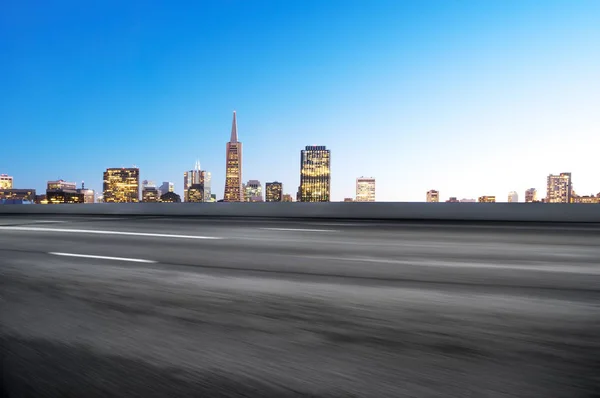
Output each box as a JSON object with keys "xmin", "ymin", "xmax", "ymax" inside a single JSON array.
[{"xmin": 1, "ymin": 216, "xmax": 599, "ymax": 397}]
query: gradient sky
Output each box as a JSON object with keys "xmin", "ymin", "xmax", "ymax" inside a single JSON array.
[{"xmin": 1, "ymin": 0, "xmax": 599, "ymax": 201}]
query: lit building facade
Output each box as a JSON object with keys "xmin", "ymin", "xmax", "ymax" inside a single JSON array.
[
  {"xmin": 103, "ymin": 168, "xmax": 140, "ymax": 203},
  {"xmin": 142, "ymin": 181, "xmax": 160, "ymax": 203},
  {"xmin": 160, "ymin": 192, "xmax": 181, "ymax": 203},
  {"xmin": 300, "ymin": 145, "xmax": 331, "ymax": 202},
  {"xmin": 508, "ymin": 191, "xmax": 518, "ymax": 203},
  {"xmin": 184, "ymin": 161, "xmax": 211, "ymax": 202},
  {"xmin": 0, "ymin": 174, "xmax": 13, "ymax": 189},
  {"xmin": 282, "ymin": 194, "xmax": 293, "ymax": 202},
  {"xmin": 187, "ymin": 184, "xmax": 205, "ymax": 203},
  {"xmin": 546, "ymin": 173, "xmax": 572, "ymax": 203},
  {"xmin": 224, "ymin": 111, "xmax": 243, "ymax": 202},
  {"xmin": 572, "ymin": 194, "xmax": 600, "ymax": 204},
  {"xmin": 244, "ymin": 180, "xmax": 263, "ymax": 202},
  {"xmin": 265, "ymin": 182, "xmax": 283, "ymax": 202},
  {"xmin": 426, "ymin": 190, "xmax": 439, "ymax": 203},
  {"xmin": 525, "ymin": 188, "xmax": 537, "ymax": 203},
  {"xmin": 446, "ymin": 197, "xmax": 460, "ymax": 203},
  {"xmin": 356, "ymin": 177, "xmax": 375, "ymax": 202},
  {"xmin": 46, "ymin": 180, "xmax": 83, "ymax": 204},
  {"xmin": 478, "ymin": 196, "xmax": 496, "ymax": 203},
  {"xmin": 0, "ymin": 189, "xmax": 36, "ymax": 202}
]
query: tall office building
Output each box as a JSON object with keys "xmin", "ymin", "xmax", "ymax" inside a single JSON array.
[
  {"xmin": 478, "ymin": 196, "xmax": 496, "ymax": 203},
  {"xmin": 426, "ymin": 190, "xmax": 439, "ymax": 203},
  {"xmin": 546, "ymin": 173, "xmax": 572, "ymax": 203},
  {"xmin": 300, "ymin": 145, "xmax": 331, "ymax": 202},
  {"xmin": 0, "ymin": 174, "xmax": 13, "ymax": 189},
  {"xmin": 244, "ymin": 180, "xmax": 263, "ymax": 202},
  {"xmin": 265, "ymin": 182, "xmax": 283, "ymax": 202},
  {"xmin": 508, "ymin": 191, "xmax": 518, "ymax": 203},
  {"xmin": 184, "ymin": 161, "xmax": 211, "ymax": 202},
  {"xmin": 356, "ymin": 177, "xmax": 376, "ymax": 202},
  {"xmin": 159, "ymin": 181, "xmax": 174, "ymax": 197},
  {"xmin": 224, "ymin": 111, "xmax": 243, "ymax": 202},
  {"xmin": 103, "ymin": 168, "xmax": 140, "ymax": 203},
  {"xmin": 525, "ymin": 188, "xmax": 537, "ymax": 203}
]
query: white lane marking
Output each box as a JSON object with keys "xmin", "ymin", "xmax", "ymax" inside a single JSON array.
[
  {"xmin": 49, "ymin": 252, "xmax": 157, "ymax": 263},
  {"xmin": 302, "ymin": 255, "xmax": 600, "ymax": 274},
  {"xmin": 260, "ymin": 227, "xmax": 338, "ymax": 232},
  {"xmin": 32, "ymin": 220, "xmax": 68, "ymax": 223},
  {"xmin": 0, "ymin": 226, "xmax": 221, "ymax": 240}
]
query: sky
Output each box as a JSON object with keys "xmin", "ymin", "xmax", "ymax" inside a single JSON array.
[{"xmin": 1, "ymin": 0, "xmax": 599, "ymax": 202}]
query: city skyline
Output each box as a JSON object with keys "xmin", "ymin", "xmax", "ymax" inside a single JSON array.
[{"xmin": 2, "ymin": 2, "xmax": 599, "ymax": 200}]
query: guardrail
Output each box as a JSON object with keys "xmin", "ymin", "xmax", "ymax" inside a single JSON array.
[{"xmin": 1, "ymin": 202, "xmax": 600, "ymax": 222}]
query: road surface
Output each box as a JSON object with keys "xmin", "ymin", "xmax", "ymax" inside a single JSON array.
[{"xmin": 1, "ymin": 215, "xmax": 599, "ymax": 397}]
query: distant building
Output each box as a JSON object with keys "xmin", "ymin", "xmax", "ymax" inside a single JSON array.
[
  {"xmin": 224, "ymin": 111, "xmax": 243, "ymax": 202},
  {"xmin": 478, "ymin": 196, "xmax": 496, "ymax": 203},
  {"xmin": 78, "ymin": 182, "xmax": 95, "ymax": 203},
  {"xmin": 0, "ymin": 174, "xmax": 13, "ymax": 189},
  {"xmin": 344, "ymin": 198, "xmax": 354, "ymax": 202},
  {"xmin": 184, "ymin": 161, "xmax": 212, "ymax": 202},
  {"xmin": 46, "ymin": 180, "xmax": 83, "ymax": 204},
  {"xmin": 546, "ymin": 173, "xmax": 572, "ymax": 203},
  {"xmin": 572, "ymin": 194, "xmax": 600, "ymax": 204},
  {"xmin": 282, "ymin": 194, "xmax": 293, "ymax": 202},
  {"xmin": 187, "ymin": 184, "xmax": 204, "ymax": 203},
  {"xmin": 356, "ymin": 177, "xmax": 375, "ymax": 202},
  {"xmin": 300, "ymin": 145, "xmax": 331, "ymax": 202},
  {"xmin": 426, "ymin": 190, "xmax": 439, "ymax": 203},
  {"xmin": 142, "ymin": 181, "xmax": 160, "ymax": 203},
  {"xmin": 211, "ymin": 193, "xmax": 217, "ymax": 202},
  {"xmin": 525, "ymin": 188, "xmax": 537, "ymax": 203},
  {"xmin": 446, "ymin": 197, "xmax": 460, "ymax": 203},
  {"xmin": 35, "ymin": 195, "xmax": 48, "ymax": 204},
  {"xmin": 265, "ymin": 182, "xmax": 283, "ymax": 202},
  {"xmin": 244, "ymin": 180, "xmax": 263, "ymax": 202},
  {"xmin": 160, "ymin": 192, "xmax": 181, "ymax": 203},
  {"xmin": 104, "ymin": 168, "xmax": 140, "ymax": 203},
  {"xmin": 508, "ymin": 191, "xmax": 518, "ymax": 203},
  {"xmin": 0, "ymin": 189, "xmax": 36, "ymax": 202},
  {"xmin": 460, "ymin": 198, "xmax": 476, "ymax": 203},
  {"xmin": 159, "ymin": 181, "xmax": 174, "ymax": 197}
]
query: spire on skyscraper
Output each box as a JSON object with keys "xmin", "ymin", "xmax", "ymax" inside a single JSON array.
[
  {"xmin": 230, "ymin": 110, "xmax": 238, "ymax": 143},
  {"xmin": 195, "ymin": 159, "xmax": 201, "ymax": 171}
]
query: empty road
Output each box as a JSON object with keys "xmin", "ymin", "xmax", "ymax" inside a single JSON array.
[{"xmin": 1, "ymin": 215, "xmax": 599, "ymax": 397}]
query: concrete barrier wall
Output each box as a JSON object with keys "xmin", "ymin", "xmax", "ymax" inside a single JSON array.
[{"xmin": 1, "ymin": 202, "xmax": 600, "ymax": 222}]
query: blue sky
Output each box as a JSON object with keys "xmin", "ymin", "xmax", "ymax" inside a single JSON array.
[{"xmin": 1, "ymin": 0, "xmax": 599, "ymax": 201}]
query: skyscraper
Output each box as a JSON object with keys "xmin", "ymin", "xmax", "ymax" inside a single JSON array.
[
  {"xmin": 0, "ymin": 174, "xmax": 13, "ymax": 189},
  {"xmin": 224, "ymin": 111, "xmax": 243, "ymax": 202},
  {"xmin": 356, "ymin": 177, "xmax": 376, "ymax": 202},
  {"xmin": 546, "ymin": 173, "xmax": 572, "ymax": 203},
  {"xmin": 300, "ymin": 145, "xmax": 331, "ymax": 202},
  {"xmin": 103, "ymin": 168, "xmax": 140, "ymax": 203},
  {"xmin": 426, "ymin": 190, "xmax": 439, "ymax": 203},
  {"xmin": 265, "ymin": 182, "xmax": 283, "ymax": 202},
  {"xmin": 184, "ymin": 160, "xmax": 201, "ymax": 202},
  {"xmin": 525, "ymin": 188, "xmax": 537, "ymax": 203},
  {"xmin": 508, "ymin": 191, "xmax": 518, "ymax": 203}
]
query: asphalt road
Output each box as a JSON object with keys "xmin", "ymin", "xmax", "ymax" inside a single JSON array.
[{"xmin": 1, "ymin": 216, "xmax": 599, "ymax": 397}]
